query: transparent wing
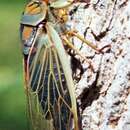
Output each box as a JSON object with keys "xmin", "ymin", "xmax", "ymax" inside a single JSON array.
[
  {"xmin": 27, "ymin": 33, "xmax": 75, "ymax": 130},
  {"xmin": 20, "ymin": 24, "xmax": 53, "ymax": 130},
  {"xmin": 21, "ymin": 24, "xmax": 78, "ymax": 130}
]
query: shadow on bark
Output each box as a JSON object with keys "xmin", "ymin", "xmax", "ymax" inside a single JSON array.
[{"xmin": 79, "ymin": 71, "xmax": 100, "ymax": 111}]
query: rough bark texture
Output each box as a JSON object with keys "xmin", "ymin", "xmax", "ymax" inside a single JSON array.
[{"xmin": 66, "ymin": 0, "xmax": 130, "ymax": 130}]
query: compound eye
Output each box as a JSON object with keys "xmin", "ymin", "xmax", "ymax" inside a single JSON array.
[{"xmin": 25, "ymin": 1, "xmax": 42, "ymax": 15}]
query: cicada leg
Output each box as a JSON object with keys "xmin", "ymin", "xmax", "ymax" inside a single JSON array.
[
  {"xmin": 62, "ymin": 36, "xmax": 94, "ymax": 70},
  {"xmin": 65, "ymin": 30, "xmax": 111, "ymax": 53},
  {"xmin": 62, "ymin": 30, "xmax": 111, "ymax": 71}
]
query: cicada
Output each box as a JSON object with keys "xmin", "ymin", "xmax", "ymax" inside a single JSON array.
[
  {"xmin": 20, "ymin": 0, "xmax": 105, "ymax": 130},
  {"xmin": 20, "ymin": 0, "xmax": 82, "ymax": 130}
]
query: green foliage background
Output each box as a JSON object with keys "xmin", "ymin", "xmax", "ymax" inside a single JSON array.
[{"xmin": 0, "ymin": 1, "xmax": 28, "ymax": 130}]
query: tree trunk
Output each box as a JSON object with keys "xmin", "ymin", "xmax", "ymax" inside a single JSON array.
[{"xmin": 67, "ymin": 0, "xmax": 130, "ymax": 130}]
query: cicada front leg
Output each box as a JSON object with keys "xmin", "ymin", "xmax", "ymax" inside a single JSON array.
[{"xmin": 65, "ymin": 30, "xmax": 109, "ymax": 53}]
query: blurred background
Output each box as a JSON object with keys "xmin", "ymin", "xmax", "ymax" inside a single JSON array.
[{"xmin": 0, "ymin": 0, "xmax": 28, "ymax": 130}]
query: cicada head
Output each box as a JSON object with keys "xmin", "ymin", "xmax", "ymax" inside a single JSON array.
[{"xmin": 21, "ymin": 0, "xmax": 48, "ymax": 26}]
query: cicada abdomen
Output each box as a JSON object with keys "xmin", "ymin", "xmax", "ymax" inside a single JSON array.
[{"xmin": 20, "ymin": 0, "xmax": 80, "ymax": 130}]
